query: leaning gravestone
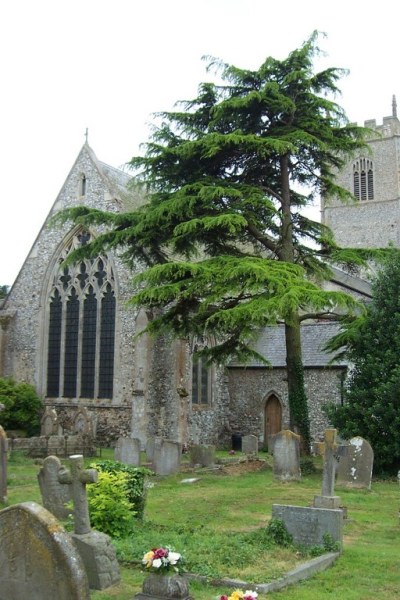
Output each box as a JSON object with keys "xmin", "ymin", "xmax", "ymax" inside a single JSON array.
[
  {"xmin": 114, "ymin": 436, "xmax": 141, "ymax": 466},
  {"xmin": 0, "ymin": 502, "xmax": 90, "ymax": 599},
  {"xmin": 273, "ymin": 430, "xmax": 301, "ymax": 481},
  {"xmin": 189, "ymin": 444, "xmax": 215, "ymax": 467},
  {"xmin": 38, "ymin": 455, "xmax": 72, "ymax": 519},
  {"xmin": 0, "ymin": 425, "xmax": 8, "ymax": 503},
  {"xmin": 272, "ymin": 503, "xmax": 343, "ymax": 549},
  {"xmin": 337, "ymin": 436, "xmax": 374, "ymax": 489},
  {"xmin": 58, "ymin": 454, "xmax": 120, "ymax": 590},
  {"xmin": 152, "ymin": 440, "xmax": 182, "ymax": 475},
  {"xmin": 242, "ymin": 434, "xmax": 258, "ymax": 455}
]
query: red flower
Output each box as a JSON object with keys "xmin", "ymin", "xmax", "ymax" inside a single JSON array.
[{"xmin": 153, "ymin": 547, "xmax": 168, "ymax": 559}]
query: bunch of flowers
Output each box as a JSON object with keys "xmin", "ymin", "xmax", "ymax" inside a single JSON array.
[
  {"xmin": 219, "ymin": 590, "xmax": 258, "ymax": 600},
  {"xmin": 142, "ymin": 547, "xmax": 183, "ymax": 574}
]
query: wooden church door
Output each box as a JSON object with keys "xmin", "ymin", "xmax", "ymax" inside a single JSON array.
[{"xmin": 264, "ymin": 394, "xmax": 282, "ymax": 451}]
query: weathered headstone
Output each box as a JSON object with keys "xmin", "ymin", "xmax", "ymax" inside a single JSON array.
[
  {"xmin": 0, "ymin": 501, "xmax": 90, "ymax": 599},
  {"xmin": 189, "ymin": 444, "xmax": 215, "ymax": 467},
  {"xmin": 152, "ymin": 440, "xmax": 182, "ymax": 475},
  {"xmin": 40, "ymin": 406, "xmax": 59, "ymax": 436},
  {"xmin": 114, "ymin": 436, "xmax": 141, "ymax": 466},
  {"xmin": 59, "ymin": 454, "xmax": 120, "ymax": 590},
  {"xmin": 37, "ymin": 455, "xmax": 72, "ymax": 519},
  {"xmin": 73, "ymin": 407, "xmax": 94, "ymax": 437},
  {"xmin": 242, "ymin": 434, "xmax": 258, "ymax": 455},
  {"xmin": 337, "ymin": 436, "xmax": 374, "ymax": 489},
  {"xmin": 314, "ymin": 429, "xmax": 347, "ymax": 509},
  {"xmin": 272, "ymin": 504, "xmax": 343, "ymax": 549},
  {"xmin": 146, "ymin": 436, "xmax": 161, "ymax": 462},
  {"xmin": 0, "ymin": 425, "xmax": 8, "ymax": 503},
  {"xmin": 272, "ymin": 430, "xmax": 301, "ymax": 481}
]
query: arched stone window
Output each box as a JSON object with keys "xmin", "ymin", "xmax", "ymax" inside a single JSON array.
[
  {"xmin": 46, "ymin": 231, "xmax": 116, "ymax": 399},
  {"xmin": 191, "ymin": 341, "xmax": 212, "ymax": 406},
  {"xmin": 353, "ymin": 159, "xmax": 374, "ymax": 201}
]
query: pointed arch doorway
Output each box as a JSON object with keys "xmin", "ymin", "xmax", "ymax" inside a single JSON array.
[{"xmin": 264, "ymin": 394, "xmax": 282, "ymax": 451}]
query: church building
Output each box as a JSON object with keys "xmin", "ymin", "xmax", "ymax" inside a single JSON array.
[{"xmin": 3, "ymin": 100, "xmax": 395, "ymax": 449}]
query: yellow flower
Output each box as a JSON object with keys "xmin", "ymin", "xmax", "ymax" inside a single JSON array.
[
  {"xmin": 143, "ymin": 550, "xmax": 155, "ymax": 568},
  {"xmin": 229, "ymin": 590, "xmax": 244, "ymax": 600}
]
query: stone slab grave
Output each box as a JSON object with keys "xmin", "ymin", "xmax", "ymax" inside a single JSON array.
[
  {"xmin": 59, "ymin": 454, "xmax": 120, "ymax": 590},
  {"xmin": 152, "ymin": 439, "xmax": 182, "ymax": 475},
  {"xmin": 0, "ymin": 501, "xmax": 90, "ymax": 599},
  {"xmin": 114, "ymin": 436, "xmax": 141, "ymax": 466},
  {"xmin": 40, "ymin": 406, "xmax": 60, "ymax": 436},
  {"xmin": 337, "ymin": 436, "xmax": 374, "ymax": 489},
  {"xmin": 241, "ymin": 434, "xmax": 258, "ymax": 455},
  {"xmin": 314, "ymin": 429, "xmax": 348, "ymax": 509},
  {"xmin": 272, "ymin": 504, "xmax": 343, "ymax": 549},
  {"xmin": 38, "ymin": 455, "xmax": 72, "ymax": 519},
  {"xmin": 189, "ymin": 444, "xmax": 215, "ymax": 467},
  {"xmin": 272, "ymin": 430, "xmax": 301, "ymax": 481},
  {"xmin": 0, "ymin": 425, "xmax": 8, "ymax": 503}
]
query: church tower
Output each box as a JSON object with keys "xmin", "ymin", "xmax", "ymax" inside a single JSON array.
[{"xmin": 322, "ymin": 97, "xmax": 400, "ymax": 249}]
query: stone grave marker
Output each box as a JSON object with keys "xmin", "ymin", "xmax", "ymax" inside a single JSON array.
[
  {"xmin": 0, "ymin": 425, "xmax": 8, "ymax": 503},
  {"xmin": 189, "ymin": 444, "xmax": 215, "ymax": 467},
  {"xmin": 37, "ymin": 455, "xmax": 72, "ymax": 519},
  {"xmin": 272, "ymin": 430, "xmax": 301, "ymax": 481},
  {"xmin": 73, "ymin": 407, "xmax": 95, "ymax": 437},
  {"xmin": 114, "ymin": 436, "xmax": 141, "ymax": 466},
  {"xmin": 59, "ymin": 454, "xmax": 120, "ymax": 590},
  {"xmin": 314, "ymin": 428, "xmax": 348, "ymax": 509},
  {"xmin": 146, "ymin": 436, "xmax": 161, "ymax": 462},
  {"xmin": 242, "ymin": 434, "xmax": 258, "ymax": 455},
  {"xmin": 337, "ymin": 436, "xmax": 374, "ymax": 489},
  {"xmin": 152, "ymin": 440, "xmax": 182, "ymax": 475},
  {"xmin": 272, "ymin": 503, "xmax": 343, "ymax": 549},
  {"xmin": 40, "ymin": 406, "xmax": 59, "ymax": 436},
  {"xmin": 0, "ymin": 501, "xmax": 90, "ymax": 599}
]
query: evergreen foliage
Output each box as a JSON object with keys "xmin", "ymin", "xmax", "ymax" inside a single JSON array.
[
  {"xmin": 325, "ymin": 252, "xmax": 400, "ymax": 474},
  {"xmin": 0, "ymin": 377, "xmax": 42, "ymax": 435},
  {"xmin": 56, "ymin": 32, "xmax": 379, "ymax": 447},
  {"xmin": 0, "ymin": 285, "xmax": 8, "ymax": 300}
]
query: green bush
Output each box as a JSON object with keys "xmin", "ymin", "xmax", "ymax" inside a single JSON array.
[
  {"xmin": 300, "ymin": 456, "xmax": 317, "ymax": 474},
  {"xmin": 90, "ymin": 459, "xmax": 152, "ymax": 520},
  {"xmin": 0, "ymin": 378, "xmax": 42, "ymax": 436},
  {"xmin": 87, "ymin": 470, "xmax": 135, "ymax": 538},
  {"xmin": 265, "ymin": 518, "xmax": 293, "ymax": 547}
]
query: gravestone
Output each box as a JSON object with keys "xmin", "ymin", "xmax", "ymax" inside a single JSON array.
[
  {"xmin": 0, "ymin": 425, "xmax": 8, "ymax": 503},
  {"xmin": 189, "ymin": 444, "xmax": 215, "ymax": 467},
  {"xmin": 242, "ymin": 434, "xmax": 258, "ymax": 455},
  {"xmin": 114, "ymin": 436, "xmax": 141, "ymax": 466},
  {"xmin": 272, "ymin": 430, "xmax": 301, "ymax": 481},
  {"xmin": 0, "ymin": 501, "xmax": 90, "ymax": 599},
  {"xmin": 314, "ymin": 429, "xmax": 347, "ymax": 509},
  {"xmin": 152, "ymin": 440, "xmax": 182, "ymax": 475},
  {"xmin": 59, "ymin": 454, "xmax": 120, "ymax": 590},
  {"xmin": 272, "ymin": 504, "xmax": 343, "ymax": 549},
  {"xmin": 40, "ymin": 406, "xmax": 59, "ymax": 436},
  {"xmin": 73, "ymin": 408, "xmax": 94, "ymax": 437},
  {"xmin": 37, "ymin": 455, "xmax": 72, "ymax": 519},
  {"xmin": 337, "ymin": 436, "xmax": 374, "ymax": 489}
]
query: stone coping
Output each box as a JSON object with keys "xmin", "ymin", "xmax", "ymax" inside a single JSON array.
[{"xmin": 184, "ymin": 552, "xmax": 340, "ymax": 593}]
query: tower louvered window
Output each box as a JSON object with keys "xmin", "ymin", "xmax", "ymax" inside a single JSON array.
[
  {"xmin": 353, "ymin": 159, "xmax": 374, "ymax": 201},
  {"xmin": 46, "ymin": 232, "xmax": 116, "ymax": 399}
]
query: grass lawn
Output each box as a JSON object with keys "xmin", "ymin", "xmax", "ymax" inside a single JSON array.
[{"xmin": 2, "ymin": 450, "xmax": 399, "ymax": 600}]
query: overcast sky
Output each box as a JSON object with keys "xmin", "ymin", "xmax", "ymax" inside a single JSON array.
[{"xmin": 1, "ymin": 0, "xmax": 398, "ymax": 285}]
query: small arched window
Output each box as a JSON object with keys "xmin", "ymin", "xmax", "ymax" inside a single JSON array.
[
  {"xmin": 191, "ymin": 343, "xmax": 212, "ymax": 406},
  {"xmin": 353, "ymin": 159, "xmax": 374, "ymax": 201}
]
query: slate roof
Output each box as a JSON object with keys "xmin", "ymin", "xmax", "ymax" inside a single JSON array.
[{"xmin": 229, "ymin": 322, "xmax": 345, "ymax": 368}]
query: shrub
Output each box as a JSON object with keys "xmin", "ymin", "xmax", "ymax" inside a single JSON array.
[
  {"xmin": 87, "ymin": 470, "xmax": 135, "ymax": 538},
  {"xmin": 90, "ymin": 459, "xmax": 152, "ymax": 520},
  {"xmin": 265, "ymin": 518, "xmax": 293, "ymax": 547},
  {"xmin": 0, "ymin": 378, "xmax": 42, "ymax": 435},
  {"xmin": 300, "ymin": 456, "xmax": 317, "ymax": 475}
]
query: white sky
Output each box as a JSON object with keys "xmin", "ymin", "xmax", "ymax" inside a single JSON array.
[{"xmin": 1, "ymin": 0, "xmax": 398, "ymax": 285}]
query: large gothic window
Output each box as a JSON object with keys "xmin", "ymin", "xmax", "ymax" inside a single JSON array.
[
  {"xmin": 46, "ymin": 232, "xmax": 116, "ymax": 399},
  {"xmin": 353, "ymin": 159, "xmax": 374, "ymax": 201}
]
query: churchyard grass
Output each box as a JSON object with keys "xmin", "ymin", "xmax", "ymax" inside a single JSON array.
[{"xmin": 3, "ymin": 450, "xmax": 400, "ymax": 599}]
